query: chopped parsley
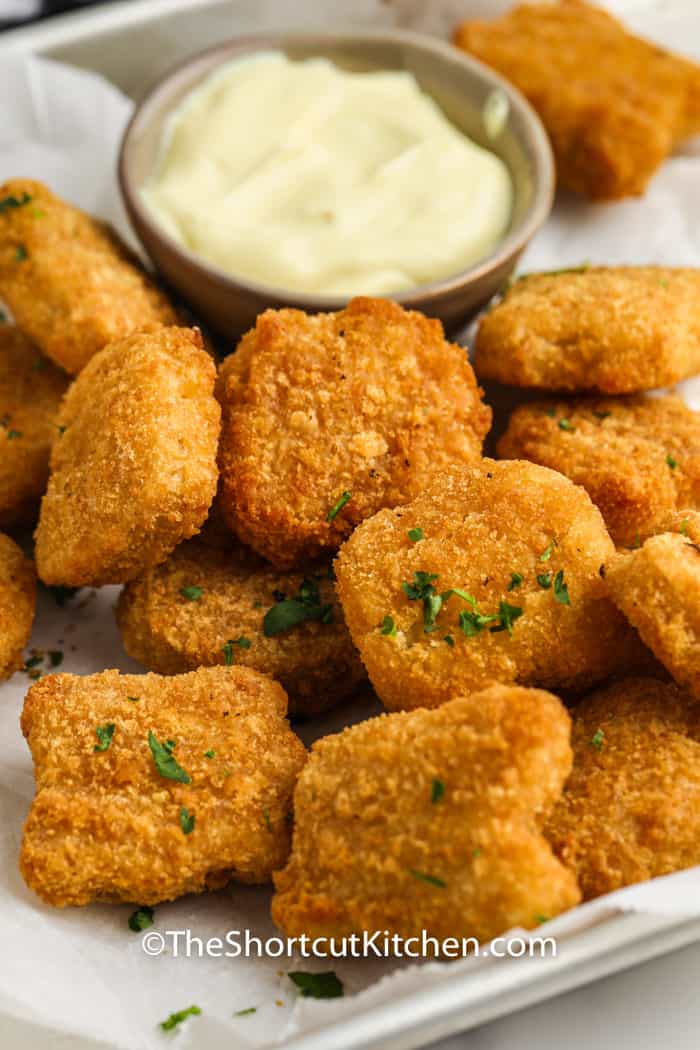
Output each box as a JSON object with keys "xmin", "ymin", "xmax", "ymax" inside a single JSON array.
[
  {"xmin": 126, "ymin": 695, "xmax": 140, "ymax": 703},
  {"xmin": 93, "ymin": 723, "xmax": 115, "ymax": 752},
  {"xmin": 7, "ymin": 429, "xmax": 22, "ymax": 440},
  {"xmin": 590, "ymin": 728, "xmax": 605, "ymax": 751},
  {"xmin": 179, "ymin": 806, "xmax": 195, "ymax": 835},
  {"xmin": 680, "ymin": 519, "xmax": 689, "ymax": 537},
  {"xmin": 558, "ymin": 418, "xmax": 575, "ymax": 432},
  {"xmin": 148, "ymin": 731, "xmax": 191, "ymax": 784},
  {"xmin": 444, "ymin": 634, "xmax": 455, "ymax": 647},
  {"xmin": 24, "ymin": 655, "xmax": 42, "ymax": 670},
  {"xmin": 508, "ymin": 572, "xmax": 523, "ymax": 591},
  {"xmin": 204, "ymin": 748, "xmax": 215, "ymax": 759},
  {"xmin": 263, "ymin": 577, "xmax": 332, "ymax": 636},
  {"xmin": 545, "ymin": 407, "xmax": 556, "ymax": 418},
  {"xmin": 128, "ymin": 906, "xmax": 154, "ymax": 932},
  {"xmin": 263, "ymin": 808, "xmax": 272, "ymax": 831},
  {"xmin": 288, "ymin": 971, "xmax": 344, "ymax": 999},
  {"xmin": 490, "ymin": 601, "xmax": 523, "ymax": 636},
  {"xmin": 159, "ymin": 1005, "xmax": 202, "ymax": 1031},
  {"xmin": 537, "ymin": 572, "xmax": 552, "ymax": 589},
  {"xmin": 666, "ymin": 454, "xmax": 678, "ymax": 470},
  {"xmin": 472, "ymin": 848, "xmax": 482, "ymax": 858},
  {"xmin": 222, "ymin": 636, "xmax": 251, "ymax": 664},
  {"xmin": 535, "ymin": 914, "xmax": 550, "ymax": 925},
  {"xmin": 380, "ymin": 615, "xmax": 397, "ymax": 637},
  {"xmin": 459, "ymin": 604, "xmax": 498, "ymax": 636},
  {"xmin": 48, "ymin": 650, "xmax": 63, "ymax": 668},
  {"xmin": 234, "ymin": 1007, "xmax": 257, "ymax": 1016},
  {"xmin": 408, "ymin": 527, "xmax": 424, "ymax": 542},
  {"xmin": 553, "ymin": 569, "xmax": 570, "ymax": 606},
  {"xmin": 15, "ymin": 244, "xmax": 28, "ymax": 262},
  {"xmin": 409, "ymin": 869, "xmax": 447, "ymax": 889},
  {"xmin": 0, "ymin": 192, "xmax": 32, "ymax": 214},
  {"xmin": 179, "ymin": 585, "xmax": 203, "ymax": 601},
  {"xmin": 539, "ymin": 540, "xmax": 556, "ymax": 562},
  {"xmin": 431, "ymin": 778, "xmax": 445, "ymax": 804},
  {"xmin": 326, "ymin": 490, "xmax": 352, "ymax": 522},
  {"xmin": 402, "ymin": 571, "xmax": 443, "ymax": 633},
  {"xmin": 593, "ymin": 410, "xmax": 611, "ymax": 421}
]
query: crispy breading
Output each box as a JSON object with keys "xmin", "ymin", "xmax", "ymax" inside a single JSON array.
[
  {"xmin": 0, "ymin": 532, "xmax": 35, "ymax": 680},
  {"xmin": 0, "ymin": 179, "xmax": 177, "ymax": 374},
  {"xmin": 272, "ymin": 684, "xmax": 580, "ymax": 945},
  {"xmin": 545, "ymin": 677, "xmax": 700, "ymax": 899},
  {"xmin": 454, "ymin": 0, "xmax": 700, "ymax": 200},
  {"xmin": 34, "ymin": 327, "xmax": 220, "ymax": 587},
  {"xmin": 20, "ymin": 665, "xmax": 307, "ymax": 907},
  {"xmin": 335, "ymin": 459, "xmax": 649, "ymax": 711},
  {"xmin": 654, "ymin": 509, "xmax": 700, "ymax": 542},
  {"xmin": 497, "ymin": 394, "xmax": 700, "ymax": 548},
  {"xmin": 217, "ymin": 297, "xmax": 491, "ymax": 569},
  {"xmin": 474, "ymin": 268, "xmax": 700, "ymax": 394},
  {"xmin": 605, "ymin": 534, "xmax": 700, "ymax": 699},
  {"xmin": 0, "ymin": 327, "xmax": 68, "ymax": 528},
  {"xmin": 116, "ymin": 530, "xmax": 365, "ymax": 717}
]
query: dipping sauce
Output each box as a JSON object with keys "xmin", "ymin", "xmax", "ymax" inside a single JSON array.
[{"xmin": 144, "ymin": 52, "xmax": 513, "ymax": 296}]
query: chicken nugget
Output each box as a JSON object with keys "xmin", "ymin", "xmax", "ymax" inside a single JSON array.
[
  {"xmin": 217, "ymin": 297, "xmax": 491, "ymax": 569},
  {"xmin": 497, "ymin": 394, "xmax": 700, "ymax": 548},
  {"xmin": 34, "ymin": 327, "xmax": 220, "ymax": 587},
  {"xmin": 116, "ymin": 531, "xmax": 365, "ymax": 716},
  {"xmin": 0, "ymin": 532, "xmax": 35, "ymax": 680},
  {"xmin": 475, "ymin": 268, "xmax": 700, "ymax": 394},
  {"xmin": 545, "ymin": 677, "xmax": 700, "ymax": 899},
  {"xmin": 20, "ymin": 665, "xmax": 306, "ymax": 906},
  {"xmin": 0, "ymin": 179, "xmax": 177, "ymax": 374},
  {"xmin": 0, "ymin": 327, "xmax": 69, "ymax": 528},
  {"xmin": 335, "ymin": 459, "xmax": 648, "ymax": 711},
  {"xmin": 272, "ymin": 684, "xmax": 580, "ymax": 946},
  {"xmin": 454, "ymin": 0, "xmax": 700, "ymax": 200},
  {"xmin": 605, "ymin": 534, "xmax": 700, "ymax": 699}
]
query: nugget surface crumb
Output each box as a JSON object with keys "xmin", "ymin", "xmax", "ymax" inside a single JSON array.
[
  {"xmin": 116, "ymin": 530, "xmax": 365, "ymax": 716},
  {"xmin": 475, "ymin": 268, "xmax": 700, "ymax": 393},
  {"xmin": 217, "ymin": 297, "xmax": 491, "ymax": 569},
  {"xmin": 605, "ymin": 534, "xmax": 700, "ymax": 699},
  {"xmin": 0, "ymin": 180, "xmax": 177, "ymax": 374},
  {"xmin": 34, "ymin": 327, "xmax": 220, "ymax": 587},
  {"xmin": 0, "ymin": 532, "xmax": 35, "ymax": 680},
  {"xmin": 545, "ymin": 677, "xmax": 700, "ymax": 898},
  {"xmin": 336, "ymin": 459, "xmax": 648, "ymax": 711},
  {"xmin": 273, "ymin": 684, "xmax": 580, "ymax": 945},
  {"xmin": 454, "ymin": 0, "xmax": 700, "ymax": 199},
  {"xmin": 0, "ymin": 327, "xmax": 68, "ymax": 528},
  {"xmin": 498, "ymin": 395, "xmax": 700, "ymax": 547},
  {"xmin": 20, "ymin": 666, "xmax": 306, "ymax": 906}
]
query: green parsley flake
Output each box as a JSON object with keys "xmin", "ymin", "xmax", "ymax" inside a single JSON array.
[
  {"xmin": 49, "ymin": 650, "xmax": 63, "ymax": 668},
  {"xmin": 148, "ymin": 731, "xmax": 191, "ymax": 784},
  {"xmin": 0, "ymin": 192, "xmax": 32, "ymax": 214},
  {"xmin": 431, "ymin": 778, "xmax": 445, "ymax": 804},
  {"xmin": 545, "ymin": 407, "xmax": 556, "ymax": 418},
  {"xmin": 7, "ymin": 429, "xmax": 22, "ymax": 440},
  {"xmin": 402, "ymin": 571, "xmax": 443, "ymax": 633},
  {"xmin": 472, "ymin": 848, "xmax": 482, "ymax": 858},
  {"xmin": 263, "ymin": 577, "xmax": 333, "ymax": 636},
  {"xmin": 288, "ymin": 971, "xmax": 344, "ymax": 999},
  {"xmin": 680, "ymin": 520, "xmax": 689, "ymax": 537},
  {"xmin": 666, "ymin": 454, "xmax": 678, "ymax": 470},
  {"xmin": 24, "ymin": 655, "xmax": 42, "ymax": 670},
  {"xmin": 93, "ymin": 723, "xmax": 115, "ymax": 752},
  {"xmin": 222, "ymin": 636, "xmax": 251, "ymax": 665},
  {"xmin": 204, "ymin": 748, "xmax": 215, "ymax": 759},
  {"xmin": 126, "ymin": 696, "xmax": 140, "ymax": 703},
  {"xmin": 234, "ymin": 1007, "xmax": 257, "ymax": 1016},
  {"xmin": 558, "ymin": 419, "xmax": 575, "ymax": 432},
  {"xmin": 444, "ymin": 634, "xmax": 455, "ymax": 647},
  {"xmin": 15, "ymin": 244, "xmax": 28, "ymax": 262},
  {"xmin": 537, "ymin": 572, "xmax": 552, "ymax": 589},
  {"xmin": 539, "ymin": 540, "xmax": 556, "ymax": 562},
  {"xmin": 380, "ymin": 615, "xmax": 397, "ymax": 637},
  {"xmin": 179, "ymin": 585, "xmax": 203, "ymax": 601},
  {"xmin": 590, "ymin": 728, "xmax": 605, "ymax": 751},
  {"xmin": 159, "ymin": 1005, "xmax": 202, "ymax": 1031},
  {"xmin": 490, "ymin": 601, "xmax": 523, "ymax": 636},
  {"xmin": 326, "ymin": 490, "xmax": 352, "ymax": 522},
  {"xmin": 508, "ymin": 572, "xmax": 523, "ymax": 591},
  {"xmin": 128, "ymin": 906, "xmax": 154, "ymax": 932},
  {"xmin": 593, "ymin": 410, "xmax": 611, "ymax": 421},
  {"xmin": 535, "ymin": 914, "xmax": 550, "ymax": 925},
  {"xmin": 408, "ymin": 527, "xmax": 424, "ymax": 542},
  {"xmin": 459, "ymin": 606, "xmax": 498, "ymax": 636},
  {"xmin": 553, "ymin": 570, "xmax": 570, "ymax": 606},
  {"xmin": 179, "ymin": 806, "xmax": 195, "ymax": 835},
  {"xmin": 263, "ymin": 808, "xmax": 272, "ymax": 831},
  {"xmin": 409, "ymin": 869, "xmax": 447, "ymax": 889}
]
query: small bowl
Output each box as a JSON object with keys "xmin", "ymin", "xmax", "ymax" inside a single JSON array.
[{"xmin": 119, "ymin": 30, "xmax": 554, "ymax": 340}]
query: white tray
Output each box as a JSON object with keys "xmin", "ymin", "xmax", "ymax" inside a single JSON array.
[{"xmin": 2, "ymin": 3, "xmax": 700, "ymax": 1050}]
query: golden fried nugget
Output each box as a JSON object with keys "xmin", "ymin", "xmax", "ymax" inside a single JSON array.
[
  {"xmin": 654, "ymin": 509, "xmax": 700, "ymax": 542},
  {"xmin": 273, "ymin": 684, "xmax": 580, "ymax": 945},
  {"xmin": 217, "ymin": 297, "xmax": 491, "ymax": 569},
  {"xmin": 0, "ymin": 327, "xmax": 68, "ymax": 528},
  {"xmin": 116, "ymin": 531, "xmax": 365, "ymax": 716},
  {"xmin": 605, "ymin": 534, "xmax": 700, "ymax": 699},
  {"xmin": 336, "ymin": 459, "xmax": 648, "ymax": 711},
  {"xmin": 475, "ymin": 268, "xmax": 700, "ymax": 394},
  {"xmin": 20, "ymin": 665, "xmax": 307, "ymax": 907},
  {"xmin": 497, "ymin": 394, "xmax": 700, "ymax": 548},
  {"xmin": 454, "ymin": 0, "xmax": 700, "ymax": 199},
  {"xmin": 0, "ymin": 532, "xmax": 35, "ymax": 680},
  {"xmin": 545, "ymin": 677, "xmax": 700, "ymax": 899},
  {"xmin": 0, "ymin": 179, "xmax": 177, "ymax": 374},
  {"xmin": 35, "ymin": 327, "xmax": 220, "ymax": 587}
]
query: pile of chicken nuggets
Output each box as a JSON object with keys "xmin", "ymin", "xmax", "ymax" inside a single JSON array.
[{"xmin": 2, "ymin": 160, "xmax": 700, "ymax": 955}]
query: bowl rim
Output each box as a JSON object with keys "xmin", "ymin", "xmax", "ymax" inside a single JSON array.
[{"xmin": 118, "ymin": 27, "xmax": 555, "ymax": 310}]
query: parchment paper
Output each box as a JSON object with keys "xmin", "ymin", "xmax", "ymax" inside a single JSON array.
[{"xmin": 1, "ymin": 4, "xmax": 700, "ymax": 1048}]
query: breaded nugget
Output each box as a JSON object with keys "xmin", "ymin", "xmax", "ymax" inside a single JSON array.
[
  {"xmin": 336, "ymin": 459, "xmax": 647, "ymax": 711},
  {"xmin": 605, "ymin": 534, "xmax": 700, "ymax": 699},
  {"xmin": 35, "ymin": 327, "xmax": 220, "ymax": 587},
  {"xmin": 20, "ymin": 665, "xmax": 306, "ymax": 906},
  {"xmin": 454, "ymin": 0, "xmax": 700, "ymax": 199},
  {"xmin": 217, "ymin": 297, "xmax": 491, "ymax": 569},
  {"xmin": 545, "ymin": 677, "xmax": 700, "ymax": 899},
  {"xmin": 475, "ymin": 268, "xmax": 700, "ymax": 394},
  {"xmin": 0, "ymin": 179, "xmax": 177, "ymax": 374},
  {"xmin": 0, "ymin": 327, "xmax": 68, "ymax": 528},
  {"xmin": 116, "ymin": 531, "xmax": 365, "ymax": 716},
  {"xmin": 497, "ymin": 394, "xmax": 700, "ymax": 548},
  {"xmin": 0, "ymin": 532, "xmax": 35, "ymax": 679},
  {"xmin": 654, "ymin": 509, "xmax": 700, "ymax": 542},
  {"xmin": 273, "ymin": 684, "xmax": 580, "ymax": 945}
]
